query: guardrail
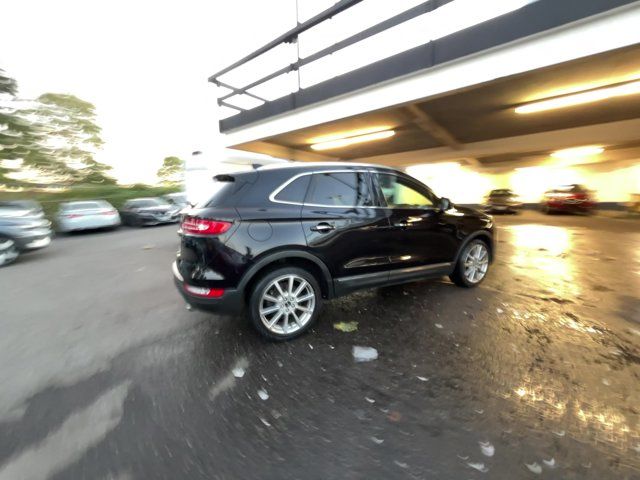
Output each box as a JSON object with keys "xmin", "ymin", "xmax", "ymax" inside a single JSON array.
[{"xmin": 210, "ymin": 0, "xmax": 636, "ymax": 132}]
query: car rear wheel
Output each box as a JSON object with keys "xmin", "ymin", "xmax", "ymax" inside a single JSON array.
[
  {"xmin": 450, "ymin": 239, "xmax": 490, "ymax": 288},
  {"xmin": 0, "ymin": 236, "xmax": 20, "ymax": 267},
  {"xmin": 249, "ymin": 267, "xmax": 323, "ymax": 341}
]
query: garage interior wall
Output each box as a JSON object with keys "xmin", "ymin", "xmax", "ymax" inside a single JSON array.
[{"xmin": 405, "ymin": 159, "xmax": 640, "ymax": 204}]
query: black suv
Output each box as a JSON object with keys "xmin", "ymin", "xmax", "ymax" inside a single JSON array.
[{"xmin": 173, "ymin": 163, "xmax": 494, "ymax": 340}]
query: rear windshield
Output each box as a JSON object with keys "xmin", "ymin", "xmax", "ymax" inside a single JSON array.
[
  {"xmin": 0, "ymin": 200, "xmax": 40, "ymax": 210},
  {"xmin": 489, "ymin": 190, "xmax": 513, "ymax": 196},
  {"xmin": 127, "ymin": 198, "xmax": 168, "ymax": 208},
  {"xmin": 61, "ymin": 201, "xmax": 107, "ymax": 211}
]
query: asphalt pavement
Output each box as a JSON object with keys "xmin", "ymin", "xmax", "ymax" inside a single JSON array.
[{"xmin": 1, "ymin": 211, "xmax": 639, "ymax": 479}]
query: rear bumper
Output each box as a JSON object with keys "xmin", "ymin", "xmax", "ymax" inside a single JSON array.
[{"xmin": 172, "ymin": 261, "xmax": 243, "ymax": 315}]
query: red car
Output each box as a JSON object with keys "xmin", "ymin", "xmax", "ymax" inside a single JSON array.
[{"xmin": 541, "ymin": 184, "xmax": 595, "ymax": 214}]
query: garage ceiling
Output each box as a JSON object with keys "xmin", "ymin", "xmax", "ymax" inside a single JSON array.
[{"xmin": 232, "ymin": 43, "xmax": 640, "ymax": 167}]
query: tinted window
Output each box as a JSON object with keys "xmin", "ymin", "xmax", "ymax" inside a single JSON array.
[
  {"xmin": 274, "ymin": 175, "xmax": 311, "ymax": 204},
  {"xmin": 306, "ymin": 172, "xmax": 373, "ymax": 207},
  {"xmin": 62, "ymin": 201, "xmax": 104, "ymax": 210},
  {"xmin": 376, "ymin": 173, "xmax": 435, "ymax": 208},
  {"xmin": 127, "ymin": 199, "xmax": 167, "ymax": 208}
]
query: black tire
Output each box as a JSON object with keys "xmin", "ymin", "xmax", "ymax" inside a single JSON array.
[
  {"xmin": 249, "ymin": 266, "xmax": 323, "ymax": 341},
  {"xmin": 0, "ymin": 236, "xmax": 20, "ymax": 267},
  {"xmin": 449, "ymin": 239, "xmax": 490, "ymax": 288}
]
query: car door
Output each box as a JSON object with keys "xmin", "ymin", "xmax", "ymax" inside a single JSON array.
[
  {"xmin": 300, "ymin": 170, "xmax": 391, "ymax": 294},
  {"xmin": 372, "ymin": 171, "xmax": 458, "ymax": 271}
]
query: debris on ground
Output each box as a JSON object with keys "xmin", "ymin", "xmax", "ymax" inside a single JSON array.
[
  {"xmin": 543, "ymin": 458, "xmax": 556, "ymax": 468},
  {"xmin": 387, "ymin": 410, "xmax": 402, "ymax": 422},
  {"xmin": 232, "ymin": 367, "xmax": 246, "ymax": 378},
  {"xmin": 334, "ymin": 321, "xmax": 358, "ymax": 332},
  {"xmin": 467, "ymin": 462, "xmax": 488, "ymax": 473},
  {"xmin": 142, "ymin": 244, "xmax": 155, "ymax": 250},
  {"xmin": 259, "ymin": 417, "xmax": 271, "ymax": 427},
  {"xmin": 479, "ymin": 441, "xmax": 495, "ymax": 457},
  {"xmin": 394, "ymin": 460, "xmax": 408, "ymax": 469},
  {"xmin": 416, "ymin": 376, "xmax": 429, "ymax": 382},
  {"xmin": 552, "ymin": 430, "xmax": 565, "ymax": 437},
  {"xmin": 435, "ymin": 323, "xmax": 443, "ymax": 329},
  {"xmin": 365, "ymin": 396, "xmax": 375, "ymax": 404},
  {"xmin": 496, "ymin": 308, "xmax": 504, "ymax": 314},
  {"xmin": 525, "ymin": 462, "xmax": 542, "ymax": 474},
  {"xmin": 257, "ymin": 389, "xmax": 269, "ymax": 400},
  {"xmin": 308, "ymin": 343, "xmax": 313, "ymax": 350},
  {"xmin": 371, "ymin": 436, "xmax": 384, "ymax": 444},
  {"xmin": 352, "ymin": 346, "xmax": 378, "ymax": 362}
]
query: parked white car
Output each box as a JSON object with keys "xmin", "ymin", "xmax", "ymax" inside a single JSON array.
[{"xmin": 56, "ymin": 200, "xmax": 121, "ymax": 233}]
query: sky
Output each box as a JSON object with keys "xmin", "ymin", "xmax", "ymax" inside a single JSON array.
[
  {"xmin": 1, "ymin": 0, "xmax": 536, "ymax": 184},
  {"xmin": 0, "ymin": 0, "xmax": 296, "ymax": 183}
]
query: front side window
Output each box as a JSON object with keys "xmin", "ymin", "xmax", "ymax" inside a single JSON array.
[
  {"xmin": 376, "ymin": 173, "xmax": 435, "ymax": 209},
  {"xmin": 306, "ymin": 172, "xmax": 373, "ymax": 207}
]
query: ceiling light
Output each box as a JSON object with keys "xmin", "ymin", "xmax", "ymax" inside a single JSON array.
[
  {"xmin": 310, "ymin": 130, "xmax": 395, "ymax": 151},
  {"xmin": 308, "ymin": 126, "xmax": 392, "ymax": 145},
  {"xmin": 551, "ymin": 146, "xmax": 604, "ymax": 159},
  {"xmin": 515, "ymin": 80, "xmax": 640, "ymax": 114}
]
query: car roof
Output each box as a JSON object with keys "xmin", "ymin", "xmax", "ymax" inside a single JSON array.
[{"xmin": 256, "ymin": 161, "xmax": 398, "ymax": 173}]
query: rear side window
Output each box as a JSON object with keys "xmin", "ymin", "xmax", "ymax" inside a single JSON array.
[
  {"xmin": 62, "ymin": 201, "xmax": 103, "ymax": 210},
  {"xmin": 306, "ymin": 172, "xmax": 373, "ymax": 207},
  {"xmin": 273, "ymin": 175, "xmax": 311, "ymax": 204}
]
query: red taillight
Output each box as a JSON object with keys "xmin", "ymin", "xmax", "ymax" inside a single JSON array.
[
  {"xmin": 184, "ymin": 284, "xmax": 224, "ymax": 298},
  {"xmin": 181, "ymin": 216, "xmax": 232, "ymax": 235}
]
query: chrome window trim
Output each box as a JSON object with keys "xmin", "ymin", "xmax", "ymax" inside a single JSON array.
[
  {"xmin": 269, "ymin": 169, "xmax": 382, "ymax": 208},
  {"xmin": 269, "ymin": 169, "xmax": 440, "ymax": 210}
]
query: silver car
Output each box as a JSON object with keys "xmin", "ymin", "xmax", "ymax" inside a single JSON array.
[{"xmin": 56, "ymin": 200, "xmax": 121, "ymax": 233}]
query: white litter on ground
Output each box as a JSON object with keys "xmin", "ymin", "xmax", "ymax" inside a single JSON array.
[
  {"xmin": 352, "ymin": 346, "xmax": 378, "ymax": 362},
  {"xmin": 435, "ymin": 323, "xmax": 443, "ymax": 329},
  {"xmin": 371, "ymin": 436, "xmax": 384, "ymax": 445},
  {"xmin": 479, "ymin": 441, "xmax": 495, "ymax": 457},
  {"xmin": 497, "ymin": 308, "xmax": 504, "ymax": 314},
  {"xmin": 416, "ymin": 376, "xmax": 429, "ymax": 382},
  {"xmin": 552, "ymin": 430, "xmax": 565, "ymax": 437},
  {"xmin": 257, "ymin": 389, "xmax": 269, "ymax": 401},
  {"xmin": 232, "ymin": 367, "xmax": 245, "ymax": 378},
  {"xmin": 259, "ymin": 417, "xmax": 271, "ymax": 427},
  {"xmin": 526, "ymin": 462, "xmax": 542, "ymax": 474},
  {"xmin": 394, "ymin": 461, "xmax": 408, "ymax": 469},
  {"xmin": 467, "ymin": 462, "xmax": 488, "ymax": 473},
  {"xmin": 543, "ymin": 458, "xmax": 556, "ymax": 468},
  {"xmin": 365, "ymin": 397, "xmax": 375, "ymax": 404}
]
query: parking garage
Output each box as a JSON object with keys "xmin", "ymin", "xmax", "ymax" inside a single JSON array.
[{"xmin": 212, "ymin": 0, "xmax": 640, "ymax": 209}]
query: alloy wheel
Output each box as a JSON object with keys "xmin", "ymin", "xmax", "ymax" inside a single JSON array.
[
  {"xmin": 463, "ymin": 243, "xmax": 489, "ymax": 284},
  {"xmin": 259, "ymin": 274, "xmax": 316, "ymax": 335}
]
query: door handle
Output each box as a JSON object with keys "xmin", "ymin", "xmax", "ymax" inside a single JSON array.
[{"xmin": 311, "ymin": 222, "xmax": 335, "ymax": 233}]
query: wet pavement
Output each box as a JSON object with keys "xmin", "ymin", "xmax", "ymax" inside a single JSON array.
[{"xmin": 1, "ymin": 211, "xmax": 639, "ymax": 479}]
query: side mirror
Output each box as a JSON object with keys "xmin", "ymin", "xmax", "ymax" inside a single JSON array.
[{"xmin": 439, "ymin": 197, "xmax": 451, "ymax": 212}]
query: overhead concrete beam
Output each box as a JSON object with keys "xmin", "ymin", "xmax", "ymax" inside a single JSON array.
[
  {"xmin": 405, "ymin": 105, "xmax": 462, "ymax": 150},
  {"xmin": 233, "ymin": 141, "xmax": 337, "ymax": 162},
  {"xmin": 356, "ymin": 118, "xmax": 640, "ymax": 168}
]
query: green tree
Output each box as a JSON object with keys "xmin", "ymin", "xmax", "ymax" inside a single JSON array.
[
  {"xmin": 0, "ymin": 69, "xmax": 54, "ymax": 186},
  {"xmin": 29, "ymin": 93, "xmax": 115, "ymax": 184},
  {"xmin": 157, "ymin": 156, "xmax": 184, "ymax": 184}
]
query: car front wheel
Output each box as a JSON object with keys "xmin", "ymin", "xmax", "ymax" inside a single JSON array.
[
  {"xmin": 249, "ymin": 267, "xmax": 323, "ymax": 341},
  {"xmin": 0, "ymin": 236, "xmax": 20, "ymax": 267},
  {"xmin": 450, "ymin": 239, "xmax": 490, "ymax": 288}
]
